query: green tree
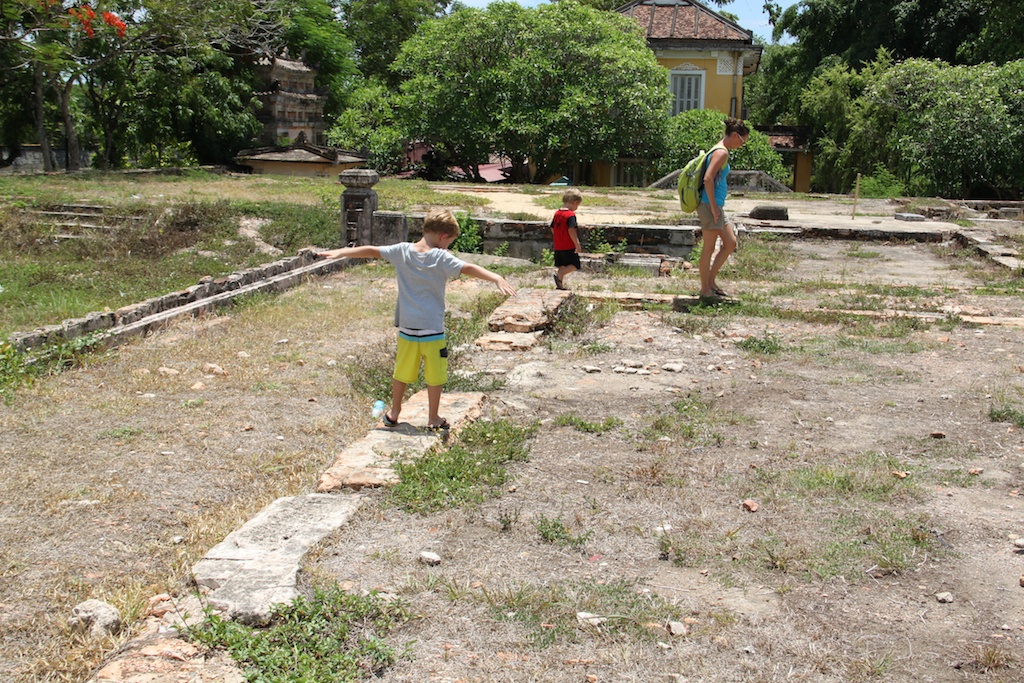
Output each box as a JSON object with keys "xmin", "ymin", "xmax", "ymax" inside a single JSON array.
[
  {"xmin": 775, "ymin": 0, "xmax": 984, "ymax": 69},
  {"xmin": 340, "ymin": 0, "xmax": 449, "ymax": 85},
  {"xmin": 655, "ymin": 109, "xmax": 786, "ymax": 181},
  {"xmin": 128, "ymin": 48, "xmax": 262, "ymax": 166},
  {"xmin": 742, "ymin": 43, "xmax": 804, "ymax": 126},
  {"xmin": 958, "ymin": 0, "xmax": 1024, "ymax": 64},
  {"xmin": 799, "ymin": 52, "xmax": 1024, "ymax": 198},
  {"xmin": 327, "ymin": 80, "xmax": 406, "ymax": 173},
  {"xmin": 394, "ymin": 1, "xmax": 669, "ymax": 183}
]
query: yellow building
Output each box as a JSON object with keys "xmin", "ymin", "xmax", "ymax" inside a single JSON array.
[{"xmin": 596, "ymin": 0, "xmax": 763, "ymax": 187}]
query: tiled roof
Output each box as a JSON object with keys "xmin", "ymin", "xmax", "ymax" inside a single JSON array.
[
  {"xmin": 235, "ymin": 142, "xmax": 365, "ymax": 165},
  {"xmin": 618, "ymin": 0, "xmax": 752, "ymax": 42}
]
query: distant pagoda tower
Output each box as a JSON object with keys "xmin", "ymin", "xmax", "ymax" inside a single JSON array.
[{"xmin": 253, "ymin": 52, "xmax": 327, "ymax": 146}]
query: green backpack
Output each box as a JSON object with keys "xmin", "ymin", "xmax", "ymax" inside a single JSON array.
[{"xmin": 677, "ymin": 147, "xmax": 714, "ymax": 213}]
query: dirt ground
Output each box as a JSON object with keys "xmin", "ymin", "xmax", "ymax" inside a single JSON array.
[
  {"xmin": 2, "ymin": 192, "xmax": 1024, "ymax": 682},
  {"xmin": 308, "ymin": 250, "xmax": 1024, "ymax": 682}
]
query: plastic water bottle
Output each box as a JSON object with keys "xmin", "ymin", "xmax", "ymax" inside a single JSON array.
[{"xmin": 371, "ymin": 400, "xmax": 386, "ymax": 419}]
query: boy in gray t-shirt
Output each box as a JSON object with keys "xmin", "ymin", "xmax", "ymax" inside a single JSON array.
[{"xmin": 321, "ymin": 209, "xmax": 516, "ymax": 430}]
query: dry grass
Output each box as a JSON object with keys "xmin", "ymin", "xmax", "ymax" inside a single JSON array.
[
  {"xmin": 0, "ymin": 268, "xmax": 395, "ymax": 681},
  {"xmin": 4, "ymin": 222, "xmax": 1024, "ymax": 682}
]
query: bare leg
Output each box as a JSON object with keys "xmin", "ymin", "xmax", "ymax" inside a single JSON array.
[
  {"xmin": 426, "ymin": 384, "xmax": 444, "ymax": 427},
  {"xmin": 698, "ymin": 230, "xmax": 718, "ymax": 297},
  {"xmin": 707, "ymin": 223, "xmax": 737, "ymax": 293},
  {"xmin": 556, "ymin": 264, "xmax": 577, "ymax": 288},
  {"xmin": 388, "ymin": 379, "xmax": 407, "ymax": 422}
]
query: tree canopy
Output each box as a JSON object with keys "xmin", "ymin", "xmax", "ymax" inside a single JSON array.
[
  {"xmin": 800, "ymin": 52, "xmax": 1024, "ymax": 197},
  {"xmin": 392, "ymin": 1, "xmax": 669, "ymax": 183}
]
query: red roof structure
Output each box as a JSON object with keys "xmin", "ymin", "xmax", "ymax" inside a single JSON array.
[
  {"xmin": 618, "ymin": 0, "xmax": 752, "ymax": 43},
  {"xmin": 617, "ymin": 0, "xmax": 761, "ymax": 74}
]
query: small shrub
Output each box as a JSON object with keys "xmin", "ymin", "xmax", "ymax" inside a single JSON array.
[
  {"xmin": 989, "ymin": 404, "xmax": 1024, "ymax": 428},
  {"xmin": 535, "ymin": 514, "xmax": 592, "ymax": 551},
  {"xmin": 736, "ymin": 331, "xmax": 783, "ymax": 355},
  {"xmin": 554, "ymin": 412, "xmax": 622, "ymax": 434},
  {"xmin": 451, "ymin": 211, "xmax": 482, "ymax": 253},
  {"xmin": 858, "ymin": 164, "xmax": 906, "ymax": 198}
]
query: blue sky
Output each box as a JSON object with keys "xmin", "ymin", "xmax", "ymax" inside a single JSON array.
[{"xmin": 454, "ymin": 1, "xmax": 797, "ymax": 42}]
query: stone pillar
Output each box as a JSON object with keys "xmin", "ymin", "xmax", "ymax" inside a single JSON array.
[
  {"xmin": 372, "ymin": 211, "xmax": 409, "ymax": 245},
  {"xmin": 338, "ymin": 169, "xmax": 379, "ymax": 246}
]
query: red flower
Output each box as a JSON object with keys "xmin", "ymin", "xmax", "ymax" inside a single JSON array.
[{"xmin": 102, "ymin": 11, "xmax": 127, "ymax": 38}]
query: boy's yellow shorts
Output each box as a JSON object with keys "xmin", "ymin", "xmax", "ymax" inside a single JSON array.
[{"xmin": 394, "ymin": 332, "xmax": 448, "ymax": 386}]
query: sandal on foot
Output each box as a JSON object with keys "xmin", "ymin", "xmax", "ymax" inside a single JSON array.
[
  {"xmin": 382, "ymin": 412, "xmax": 398, "ymax": 428},
  {"xmin": 553, "ymin": 274, "xmax": 566, "ymax": 290},
  {"xmin": 712, "ymin": 287, "xmax": 729, "ymax": 297},
  {"xmin": 426, "ymin": 419, "xmax": 450, "ymax": 431}
]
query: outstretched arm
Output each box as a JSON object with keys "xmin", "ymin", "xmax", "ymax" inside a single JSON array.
[
  {"xmin": 461, "ymin": 263, "xmax": 517, "ymax": 297},
  {"xmin": 320, "ymin": 245, "xmax": 382, "ymax": 260}
]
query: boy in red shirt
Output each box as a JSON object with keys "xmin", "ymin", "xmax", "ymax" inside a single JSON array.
[{"xmin": 550, "ymin": 188, "xmax": 583, "ymax": 290}]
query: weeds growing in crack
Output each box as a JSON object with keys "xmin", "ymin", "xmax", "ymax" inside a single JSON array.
[
  {"xmin": 182, "ymin": 586, "xmax": 412, "ymax": 682},
  {"xmin": 386, "ymin": 418, "xmax": 536, "ymax": 514}
]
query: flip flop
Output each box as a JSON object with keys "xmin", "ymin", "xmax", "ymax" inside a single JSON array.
[
  {"xmin": 426, "ymin": 418, "xmax": 450, "ymax": 431},
  {"xmin": 553, "ymin": 274, "xmax": 566, "ymax": 290},
  {"xmin": 382, "ymin": 412, "xmax": 398, "ymax": 428},
  {"xmin": 712, "ymin": 287, "xmax": 729, "ymax": 297}
]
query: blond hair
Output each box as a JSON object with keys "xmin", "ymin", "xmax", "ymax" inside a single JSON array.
[
  {"xmin": 562, "ymin": 188, "xmax": 583, "ymax": 205},
  {"xmin": 422, "ymin": 208, "xmax": 460, "ymax": 238}
]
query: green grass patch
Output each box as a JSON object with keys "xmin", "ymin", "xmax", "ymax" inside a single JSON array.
[
  {"xmin": 640, "ymin": 391, "xmax": 738, "ymax": 448},
  {"xmin": 989, "ymin": 404, "xmax": 1024, "ymax": 428},
  {"xmin": 183, "ymin": 585, "xmax": 411, "ymax": 682},
  {"xmin": 535, "ymin": 193, "xmax": 623, "ymax": 210},
  {"xmin": 554, "ymin": 412, "xmax": 622, "ymax": 434},
  {"xmin": 231, "ymin": 199, "xmax": 341, "ymax": 251},
  {"xmin": 735, "ymin": 330, "xmax": 783, "ymax": 355},
  {"xmin": 479, "ymin": 578, "xmax": 684, "ymax": 648},
  {"xmin": 724, "ymin": 233, "xmax": 799, "ymax": 281},
  {"xmin": 386, "ymin": 418, "xmax": 537, "ymax": 514},
  {"xmin": 374, "ymin": 178, "xmax": 490, "ymax": 212},
  {"xmin": 535, "ymin": 514, "xmax": 593, "ymax": 551},
  {"xmin": 0, "ymin": 334, "xmax": 105, "ymax": 404},
  {"xmin": 546, "ymin": 296, "xmax": 618, "ymax": 342},
  {"xmin": 846, "ymin": 246, "xmax": 884, "ymax": 259}
]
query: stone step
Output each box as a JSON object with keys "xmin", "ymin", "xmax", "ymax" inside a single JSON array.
[
  {"xmin": 191, "ymin": 493, "xmax": 363, "ymax": 625},
  {"xmin": 317, "ymin": 390, "xmax": 485, "ymax": 492},
  {"xmin": 487, "ymin": 287, "xmax": 571, "ymax": 333},
  {"xmin": 475, "ymin": 330, "xmax": 543, "ymax": 350}
]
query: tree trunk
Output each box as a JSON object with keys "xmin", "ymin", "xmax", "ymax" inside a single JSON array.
[
  {"xmin": 55, "ymin": 76, "xmax": 82, "ymax": 172},
  {"xmin": 33, "ymin": 63, "xmax": 55, "ymax": 173}
]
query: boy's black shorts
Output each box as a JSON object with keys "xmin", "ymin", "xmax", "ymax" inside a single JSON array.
[{"xmin": 554, "ymin": 249, "xmax": 581, "ymax": 269}]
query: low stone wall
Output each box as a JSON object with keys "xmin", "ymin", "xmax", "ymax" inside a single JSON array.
[
  {"xmin": 388, "ymin": 212, "xmax": 698, "ymax": 260},
  {"xmin": 8, "ymin": 248, "xmax": 333, "ymax": 352}
]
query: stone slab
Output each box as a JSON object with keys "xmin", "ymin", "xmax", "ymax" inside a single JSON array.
[
  {"xmin": 575, "ymin": 290, "xmax": 678, "ymax": 309},
  {"xmin": 317, "ymin": 390, "xmax": 485, "ymax": 492},
  {"xmin": 487, "ymin": 287, "xmax": 572, "ymax": 332},
  {"xmin": 475, "ymin": 331, "xmax": 544, "ymax": 351},
  {"xmin": 191, "ymin": 493, "xmax": 362, "ymax": 624}
]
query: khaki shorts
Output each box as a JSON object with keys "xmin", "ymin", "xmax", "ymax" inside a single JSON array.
[{"xmin": 697, "ymin": 203, "xmax": 727, "ymax": 231}]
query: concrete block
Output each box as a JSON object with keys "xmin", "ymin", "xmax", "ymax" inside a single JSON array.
[{"xmin": 192, "ymin": 493, "xmax": 363, "ymax": 625}]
